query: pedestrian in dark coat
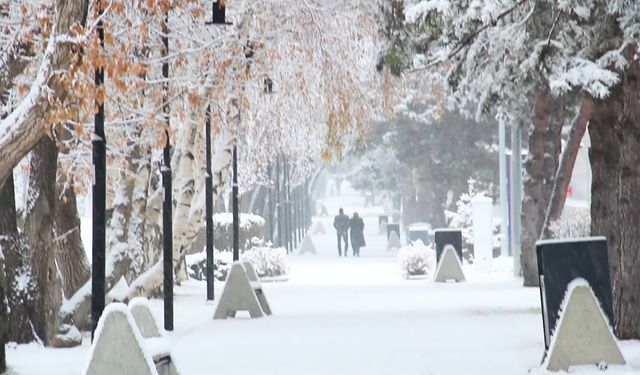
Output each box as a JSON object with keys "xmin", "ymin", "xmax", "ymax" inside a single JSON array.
[
  {"xmin": 350, "ymin": 212, "xmax": 365, "ymax": 257},
  {"xmin": 333, "ymin": 208, "xmax": 350, "ymax": 256}
]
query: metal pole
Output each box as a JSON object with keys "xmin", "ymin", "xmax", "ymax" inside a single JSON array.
[
  {"xmin": 91, "ymin": 1, "xmax": 106, "ymax": 341},
  {"xmin": 232, "ymin": 145, "xmax": 240, "ymax": 261},
  {"xmin": 499, "ymin": 119, "xmax": 509, "ymax": 257},
  {"xmin": 161, "ymin": 9, "xmax": 173, "ymax": 331},
  {"xmin": 296, "ymin": 186, "xmax": 303, "ymax": 241},
  {"xmin": 283, "ymin": 158, "xmax": 291, "ymax": 252},
  {"xmin": 267, "ymin": 164, "xmax": 274, "ymax": 242},
  {"xmin": 205, "ymin": 105, "xmax": 214, "ymax": 300},
  {"xmin": 510, "ymin": 124, "xmax": 523, "ymax": 277},
  {"xmin": 274, "ymin": 156, "xmax": 281, "ymax": 247},
  {"xmin": 292, "ymin": 185, "xmax": 298, "ymax": 249}
]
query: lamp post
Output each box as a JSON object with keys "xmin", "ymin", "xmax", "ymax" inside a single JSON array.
[
  {"xmin": 205, "ymin": 105, "xmax": 214, "ymax": 300},
  {"xmin": 161, "ymin": 7, "xmax": 174, "ymax": 332},
  {"xmin": 232, "ymin": 145, "xmax": 239, "ymax": 261},
  {"xmin": 204, "ymin": 0, "xmax": 232, "ymax": 300},
  {"xmin": 91, "ymin": 0, "xmax": 106, "ymax": 341},
  {"xmin": 275, "ymin": 155, "xmax": 281, "ymax": 247}
]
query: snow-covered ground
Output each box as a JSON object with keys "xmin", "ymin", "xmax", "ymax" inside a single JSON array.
[{"xmin": 7, "ymin": 184, "xmax": 640, "ymax": 374}]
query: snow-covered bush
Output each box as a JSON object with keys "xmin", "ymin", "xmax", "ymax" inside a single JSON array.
[
  {"xmin": 186, "ymin": 251, "xmax": 231, "ymax": 282},
  {"xmin": 186, "ymin": 238, "xmax": 288, "ymax": 280},
  {"xmin": 212, "ymin": 213, "xmax": 266, "ymax": 252},
  {"xmin": 549, "ymin": 209, "xmax": 591, "ymax": 239},
  {"xmin": 241, "ymin": 239, "xmax": 288, "ymax": 278},
  {"xmin": 397, "ymin": 241, "xmax": 436, "ymax": 277}
]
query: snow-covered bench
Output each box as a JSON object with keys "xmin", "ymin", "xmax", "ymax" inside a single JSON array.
[{"xmin": 214, "ymin": 261, "xmax": 272, "ymax": 319}]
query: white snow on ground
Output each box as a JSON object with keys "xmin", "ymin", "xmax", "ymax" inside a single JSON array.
[{"xmin": 6, "ymin": 183, "xmax": 640, "ymax": 374}]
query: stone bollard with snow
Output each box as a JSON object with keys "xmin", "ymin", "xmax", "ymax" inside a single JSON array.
[
  {"xmin": 434, "ymin": 244, "xmax": 465, "ymax": 283},
  {"xmin": 214, "ymin": 262, "xmax": 272, "ymax": 319},
  {"xmin": 387, "ymin": 230, "xmax": 401, "ymax": 250},
  {"xmin": 434, "ymin": 229, "xmax": 463, "ymax": 264},
  {"xmin": 298, "ymin": 235, "xmax": 317, "ymax": 255},
  {"xmin": 83, "ymin": 301, "xmax": 180, "ymax": 375},
  {"xmin": 312, "ymin": 221, "xmax": 326, "ymax": 235},
  {"xmin": 471, "ymin": 194, "xmax": 493, "ymax": 271},
  {"xmin": 537, "ymin": 237, "xmax": 626, "ymax": 371}
]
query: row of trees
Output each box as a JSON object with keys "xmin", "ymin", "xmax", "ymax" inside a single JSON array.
[
  {"xmin": 0, "ymin": 0, "xmax": 389, "ymax": 369},
  {"xmin": 379, "ymin": 0, "xmax": 639, "ymax": 338}
]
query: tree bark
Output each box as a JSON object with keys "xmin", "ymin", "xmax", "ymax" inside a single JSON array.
[
  {"xmin": 0, "ymin": 0, "xmax": 89, "ymax": 190},
  {"xmin": 589, "ymin": 47, "xmax": 640, "ymax": 339},
  {"xmin": 0, "ymin": 249, "xmax": 7, "ymax": 372},
  {"xmin": 0, "ymin": 175, "xmax": 37, "ymax": 343},
  {"xmin": 521, "ymin": 89, "xmax": 564, "ymax": 286},
  {"xmin": 540, "ymin": 97, "xmax": 593, "ymax": 239},
  {"xmin": 24, "ymin": 136, "xmax": 63, "ymax": 345},
  {"xmin": 54, "ymin": 176, "xmax": 90, "ymax": 298}
]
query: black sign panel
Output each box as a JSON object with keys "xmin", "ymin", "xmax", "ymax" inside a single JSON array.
[
  {"xmin": 536, "ymin": 237, "xmax": 614, "ymax": 350},
  {"xmin": 434, "ymin": 229, "xmax": 462, "ymax": 263},
  {"xmin": 378, "ymin": 215, "xmax": 389, "ymax": 227},
  {"xmin": 409, "ymin": 229, "xmax": 429, "ymax": 245}
]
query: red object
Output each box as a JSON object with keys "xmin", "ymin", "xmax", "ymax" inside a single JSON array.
[{"xmin": 566, "ymin": 185, "xmax": 573, "ymax": 197}]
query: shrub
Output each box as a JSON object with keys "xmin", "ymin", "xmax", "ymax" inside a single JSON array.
[
  {"xmin": 549, "ymin": 209, "xmax": 591, "ymax": 239},
  {"xmin": 186, "ymin": 238, "xmax": 288, "ymax": 280},
  {"xmin": 397, "ymin": 241, "xmax": 436, "ymax": 277},
  {"xmin": 241, "ymin": 240, "xmax": 288, "ymax": 278}
]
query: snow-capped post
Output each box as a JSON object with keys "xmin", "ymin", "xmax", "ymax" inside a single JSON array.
[
  {"xmin": 232, "ymin": 144, "xmax": 239, "ymax": 261},
  {"xmin": 498, "ymin": 118, "xmax": 509, "ymax": 257},
  {"xmin": 91, "ymin": 0, "xmax": 106, "ymax": 341},
  {"xmin": 161, "ymin": 7, "xmax": 173, "ymax": 332},
  {"xmin": 205, "ymin": 104, "xmax": 214, "ymax": 301},
  {"xmin": 510, "ymin": 124, "xmax": 523, "ymax": 277},
  {"xmin": 471, "ymin": 194, "xmax": 493, "ymax": 271}
]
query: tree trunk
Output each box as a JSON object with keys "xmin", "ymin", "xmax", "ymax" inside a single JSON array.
[
  {"xmin": 0, "ymin": 175, "xmax": 37, "ymax": 343},
  {"xmin": 54, "ymin": 176, "xmax": 90, "ymax": 298},
  {"xmin": 0, "ymin": 0, "xmax": 89, "ymax": 190},
  {"xmin": 589, "ymin": 48, "xmax": 640, "ymax": 339},
  {"xmin": 0, "ymin": 250, "xmax": 7, "ymax": 372},
  {"xmin": 540, "ymin": 97, "xmax": 593, "ymax": 239},
  {"xmin": 521, "ymin": 89, "xmax": 564, "ymax": 286},
  {"xmin": 24, "ymin": 136, "xmax": 63, "ymax": 345}
]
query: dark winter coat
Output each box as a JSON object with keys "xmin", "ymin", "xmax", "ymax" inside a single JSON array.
[
  {"xmin": 350, "ymin": 217, "xmax": 365, "ymax": 249},
  {"xmin": 333, "ymin": 213, "xmax": 350, "ymax": 234}
]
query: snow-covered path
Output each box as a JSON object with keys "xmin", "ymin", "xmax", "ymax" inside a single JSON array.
[
  {"xmin": 6, "ymin": 187, "xmax": 640, "ymax": 374},
  {"xmin": 163, "ymin": 212, "xmax": 545, "ymax": 375}
]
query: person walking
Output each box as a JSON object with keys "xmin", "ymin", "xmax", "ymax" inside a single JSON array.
[
  {"xmin": 350, "ymin": 212, "xmax": 365, "ymax": 257},
  {"xmin": 333, "ymin": 208, "xmax": 350, "ymax": 256}
]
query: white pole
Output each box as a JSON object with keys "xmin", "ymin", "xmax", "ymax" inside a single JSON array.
[
  {"xmin": 471, "ymin": 194, "xmax": 494, "ymax": 271},
  {"xmin": 511, "ymin": 124, "xmax": 523, "ymax": 277},
  {"xmin": 499, "ymin": 119, "xmax": 509, "ymax": 257}
]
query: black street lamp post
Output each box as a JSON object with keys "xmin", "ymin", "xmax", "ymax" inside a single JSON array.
[
  {"xmin": 275, "ymin": 156, "xmax": 281, "ymax": 247},
  {"xmin": 161, "ymin": 8, "xmax": 174, "ymax": 332},
  {"xmin": 232, "ymin": 145, "xmax": 240, "ymax": 261},
  {"xmin": 205, "ymin": 105, "xmax": 214, "ymax": 300},
  {"xmin": 204, "ymin": 0, "xmax": 232, "ymax": 301},
  {"xmin": 91, "ymin": 1, "xmax": 106, "ymax": 341}
]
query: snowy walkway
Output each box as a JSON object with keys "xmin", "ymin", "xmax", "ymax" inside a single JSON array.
[{"xmin": 7, "ymin": 191, "xmax": 640, "ymax": 374}]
